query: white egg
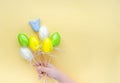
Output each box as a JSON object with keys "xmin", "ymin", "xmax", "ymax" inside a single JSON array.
[
  {"xmin": 39, "ymin": 26, "xmax": 49, "ymax": 40},
  {"xmin": 20, "ymin": 47, "xmax": 34, "ymax": 62}
]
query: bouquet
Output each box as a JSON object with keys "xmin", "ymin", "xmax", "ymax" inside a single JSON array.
[{"xmin": 17, "ymin": 18, "xmax": 61, "ymax": 83}]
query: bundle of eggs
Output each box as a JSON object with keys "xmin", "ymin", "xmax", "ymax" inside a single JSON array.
[{"xmin": 17, "ymin": 18, "xmax": 61, "ymax": 63}]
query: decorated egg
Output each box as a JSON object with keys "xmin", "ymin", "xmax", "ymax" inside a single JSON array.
[
  {"xmin": 20, "ymin": 47, "xmax": 34, "ymax": 62},
  {"xmin": 42, "ymin": 38, "xmax": 53, "ymax": 53},
  {"xmin": 29, "ymin": 18, "xmax": 40, "ymax": 32},
  {"xmin": 18, "ymin": 33, "xmax": 29, "ymax": 47},
  {"xmin": 39, "ymin": 26, "xmax": 49, "ymax": 40},
  {"xmin": 29, "ymin": 35, "xmax": 40, "ymax": 51},
  {"xmin": 50, "ymin": 32, "xmax": 61, "ymax": 47}
]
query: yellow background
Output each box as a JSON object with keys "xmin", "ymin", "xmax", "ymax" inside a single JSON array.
[{"xmin": 0, "ymin": 0, "xmax": 120, "ymax": 83}]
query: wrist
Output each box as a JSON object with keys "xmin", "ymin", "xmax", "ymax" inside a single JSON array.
[
  {"xmin": 56, "ymin": 71, "xmax": 67, "ymax": 83},
  {"xmin": 56, "ymin": 71, "xmax": 76, "ymax": 83},
  {"xmin": 53, "ymin": 70, "xmax": 64, "ymax": 82}
]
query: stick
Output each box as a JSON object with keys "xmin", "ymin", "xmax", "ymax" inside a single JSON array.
[
  {"xmin": 37, "ymin": 51, "xmax": 42, "ymax": 61},
  {"xmin": 48, "ymin": 55, "xmax": 52, "ymax": 64},
  {"xmin": 43, "ymin": 53, "xmax": 48, "ymax": 83},
  {"xmin": 33, "ymin": 58, "xmax": 37, "ymax": 63},
  {"xmin": 43, "ymin": 53, "xmax": 52, "ymax": 83},
  {"xmin": 44, "ymin": 75, "xmax": 47, "ymax": 83},
  {"xmin": 54, "ymin": 47, "xmax": 64, "ymax": 52}
]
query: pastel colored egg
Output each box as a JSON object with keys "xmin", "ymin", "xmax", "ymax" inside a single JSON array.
[
  {"xmin": 29, "ymin": 35, "xmax": 40, "ymax": 51},
  {"xmin": 39, "ymin": 25, "xmax": 49, "ymax": 40},
  {"xmin": 29, "ymin": 18, "xmax": 40, "ymax": 32},
  {"xmin": 42, "ymin": 38, "xmax": 53, "ymax": 53},
  {"xmin": 20, "ymin": 47, "xmax": 34, "ymax": 62},
  {"xmin": 50, "ymin": 32, "xmax": 61, "ymax": 47},
  {"xmin": 18, "ymin": 33, "xmax": 29, "ymax": 47}
]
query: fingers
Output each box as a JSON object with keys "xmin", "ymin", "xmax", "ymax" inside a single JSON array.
[
  {"xmin": 38, "ymin": 73, "xmax": 44, "ymax": 79},
  {"xmin": 33, "ymin": 61, "xmax": 45, "ymax": 67},
  {"xmin": 38, "ymin": 66, "xmax": 49, "ymax": 79},
  {"xmin": 34, "ymin": 61, "xmax": 54, "ymax": 68},
  {"xmin": 33, "ymin": 62, "xmax": 56, "ymax": 79},
  {"xmin": 46, "ymin": 63, "xmax": 54, "ymax": 68},
  {"xmin": 33, "ymin": 62, "xmax": 54, "ymax": 79},
  {"xmin": 38, "ymin": 66, "xmax": 49, "ymax": 73},
  {"xmin": 33, "ymin": 62, "xmax": 41, "ymax": 66}
]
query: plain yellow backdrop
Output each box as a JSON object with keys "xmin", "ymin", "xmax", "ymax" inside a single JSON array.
[{"xmin": 0, "ymin": 0, "xmax": 120, "ymax": 83}]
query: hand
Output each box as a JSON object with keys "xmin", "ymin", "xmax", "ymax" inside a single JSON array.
[
  {"xmin": 34, "ymin": 62, "xmax": 61, "ymax": 80},
  {"xmin": 34, "ymin": 62, "xmax": 76, "ymax": 83}
]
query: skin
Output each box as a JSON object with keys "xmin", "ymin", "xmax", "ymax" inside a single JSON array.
[{"xmin": 33, "ymin": 62, "xmax": 76, "ymax": 83}]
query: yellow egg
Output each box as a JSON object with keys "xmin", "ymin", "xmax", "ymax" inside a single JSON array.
[
  {"xmin": 42, "ymin": 38, "xmax": 53, "ymax": 53},
  {"xmin": 29, "ymin": 36, "xmax": 40, "ymax": 51}
]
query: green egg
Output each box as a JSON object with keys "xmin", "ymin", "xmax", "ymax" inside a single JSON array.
[
  {"xmin": 18, "ymin": 33, "xmax": 29, "ymax": 47},
  {"xmin": 50, "ymin": 32, "xmax": 61, "ymax": 47}
]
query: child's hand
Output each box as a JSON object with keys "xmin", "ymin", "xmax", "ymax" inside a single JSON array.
[
  {"xmin": 34, "ymin": 62, "xmax": 76, "ymax": 83},
  {"xmin": 34, "ymin": 62, "xmax": 62, "ymax": 80}
]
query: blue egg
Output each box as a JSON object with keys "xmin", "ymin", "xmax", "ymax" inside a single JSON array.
[{"xmin": 29, "ymin": 18, "xmax": 40, "ymax": 32}]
